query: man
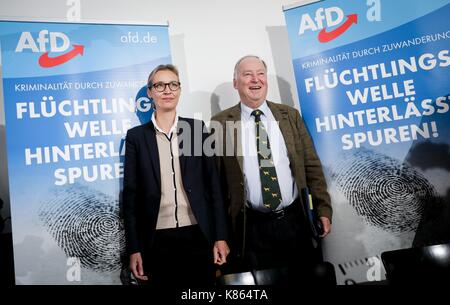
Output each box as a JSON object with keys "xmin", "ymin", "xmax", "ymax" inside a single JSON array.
[{"xmin": 211, "ymin": 55, "xmax": 332, "ymax": 282}]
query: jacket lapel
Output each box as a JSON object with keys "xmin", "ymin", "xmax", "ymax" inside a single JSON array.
[
  {"xmin": 143, "ymin": 122, "xmax": 161, "ymax": 190},
  {"xmin": 227, "ymin": 104, "xmax": 244, "ymax": 174},
  {"xmin": 267, "ymin": 101, "xmax": 297, "ymax": 167},
  {"xmin": 177, "ymin": 118, "xmax": 187, "ymax": 175}
]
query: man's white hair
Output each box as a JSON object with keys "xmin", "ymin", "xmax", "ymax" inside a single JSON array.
[{"xmin": 233, "ymin": 55, "xmax": 267, "ymax": 79}]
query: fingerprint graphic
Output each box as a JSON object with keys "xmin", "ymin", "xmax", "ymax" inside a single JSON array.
[
  {"xmin": 331, "ymin": 147, "xmax": 435, "ymax": 233},
  {"xmin": 38, "ymin": 183, "xmax": 125, "ymax": 272}
]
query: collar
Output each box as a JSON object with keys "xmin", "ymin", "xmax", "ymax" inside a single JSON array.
[
  {"xmin": 240, "ymin": 100, "xmax": 270, "ymax": 120},
  {"xmin": 151, "ymin": 112, "xmax": 179, "ymax": 136}
]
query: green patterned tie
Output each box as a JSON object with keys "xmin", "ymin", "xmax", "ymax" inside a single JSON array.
[{"xmin": 251, "ymin": 109, "xmax": 282, "ymax": 210}]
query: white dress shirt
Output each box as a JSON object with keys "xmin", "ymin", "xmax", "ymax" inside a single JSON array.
[
  {"xmin": 240, "ymin": 101, "xmax": 298, "ymax": 212},
  {"xmin": 151, "ymin": 112, "xmax": 198, "ymax": 229}
]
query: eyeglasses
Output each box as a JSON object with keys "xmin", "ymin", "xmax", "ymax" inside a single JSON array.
[{"xmin": 149, "ymin": 81, "xmax": 181, "ymax": 92}]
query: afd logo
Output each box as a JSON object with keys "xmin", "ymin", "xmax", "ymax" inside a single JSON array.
[
  {"xmin": 15, "ymin": 30, "xmax": 84, "ymax": 68},
  {"xmin": 298, "ymin": 6, "xmax": 357, "ymax": 43}
]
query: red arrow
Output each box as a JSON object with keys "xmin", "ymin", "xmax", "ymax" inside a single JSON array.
[
  {"xmin": 38, "ymin": 44, "xmax": 84, "ymax": 68},
  {"xmin": 318, "ymin": 14, "xmax": 357, "ymax": 43}
]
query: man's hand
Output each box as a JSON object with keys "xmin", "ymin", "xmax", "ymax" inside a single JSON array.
[
  {"xmin": 319, "ymin": 217, "xmax": 331, "ymax": 238},
  {"xmin": 129, "ymin": 252, "xmax": 148, "ymax": 281},
  {"xmin": 213, "ymin": 240, "xmax": 230, "ymax": 265}
]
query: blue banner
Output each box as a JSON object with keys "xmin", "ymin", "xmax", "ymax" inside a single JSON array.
[
  {"xmin": 284, "ymin": 0, "xmax": 450, "ymax": 284},
  {"xmin": 0, "ymin": 20, "xmax": 171, "ymax": 284}
]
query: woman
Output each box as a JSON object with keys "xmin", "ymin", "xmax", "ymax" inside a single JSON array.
[{"xmin": 123, "ymin": 64, "xmax": 229, "ymax": 285}]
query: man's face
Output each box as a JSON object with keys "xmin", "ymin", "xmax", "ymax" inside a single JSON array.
[{"xmin": 233, "ymin": 57, "xmax": 268, "ymax": 109}]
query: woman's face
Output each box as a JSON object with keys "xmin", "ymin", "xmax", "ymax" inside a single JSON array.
[{"xmin": 148, "ymin": 69, "xmax": 181, "ymax": 112}]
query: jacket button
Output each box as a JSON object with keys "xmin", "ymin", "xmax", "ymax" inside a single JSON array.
[
  {"xmin": 240, "ymin": 182, "xmax": 244, "ymax": 186},
  {"xmin": 187, "ymin": 189, "xmax": 192, "ymax": 193}
]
